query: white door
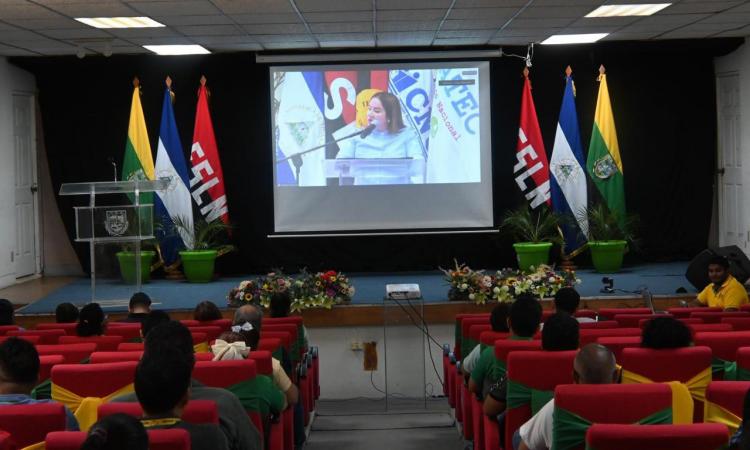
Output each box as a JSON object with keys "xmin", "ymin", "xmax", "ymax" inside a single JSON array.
[
  {"xmin": 716, "ymin": 72, "xmax": 746, "ymax": 251},
  {"xmin": 13, "ymin": 93, "xmax": 37, "ymax": 278}
]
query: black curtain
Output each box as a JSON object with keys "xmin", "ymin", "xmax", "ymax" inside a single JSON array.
[{"xmin": 11, "ymin": 38, "xmax": 742, "ymax": 274}]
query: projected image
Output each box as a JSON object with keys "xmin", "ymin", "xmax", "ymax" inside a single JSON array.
[{"xmin": 272, "ymin": 67, "xmax": 481, "ymax": 186}]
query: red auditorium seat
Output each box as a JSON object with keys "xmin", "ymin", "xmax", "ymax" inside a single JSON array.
[
  {"xmin": 185, "ymin": 326, "xmax": 222, "ymax": 342},
  {"xmin": 7, "ymin": 329, "xmax": 65, "ymax": 344},
  {"xmin": 0, "ymin": 335, "xmax": 40, "ymax": 345},
  {"xmin": 262, "ymin": 323, "xmax": 299, "ymax": 362},
  {"xmin": 104, "ymin": 324, "xmax": 141, "ymax": 341},
  {"xmin": 694, "ymin": 331, "xmax": 750, "ymax": 379},
  {"xmin": 553, "ymin": 384, "xmax": 673, "ymax": 450},
  {"xmin": 89, "ymin": 351, "xmax": 143, "ymax": 364},
  {"xmin": 36, "ymin": 343, "xmax": 97, "ymax": 364},
  {"xmin": 0, "ymin": 325, "xmax": 19, "ymax": 335},
  {"xmin": 0, "ymin": 403, "xmax": 66, "ymax": 448},
  {"xmin": 258, "ymin": 338, "xmax": 283, "ymax": 354},
  {"xmin": 585, "ymin": 423, "xmax": 729, "ymax": 450},
  {"xmin": 44, "ymin": 431, "xmax": 85, "ymax": 450},
  {"xmin": 737, "ymin": 347, "xmax": 750, "ymax": 381},
  {"xmin": 667, "ymin": 307, "xmax": 722, "ymax": 318},
  {"xmin": 39, "ymin": 354, "xmax": 65, "ymax": 381},
  {"xmin": 455, "ymin": 314, "xmax": 489, "ymax": 359},
  {"xmin": 0, "ymin": 431, "xmax": 14, "ymax": 450},
  {"xmin": 181, "ymin": 318, "xmax": 232, "ymax": 332},
  {"xmin": 575, "ymin": 309, "xmax": 597, "ymax": 320},
  {"xmin": 45, "ymin": 429, "xmax": 193, "ymax": 450},
  {"xmin": 51, "ymin": 361, "xmax": 138, "ymax": 430},
  {"xmin": 614, "ymin": 313, "xmax": 670, "ymax": 328},
  {"xmin": 195, "ymin": 352, "xmax": 213, "ymax": 361},
  {"xmin": 597, "ymin": 308, "xmax": 652, "ymax": 321},
  {"xmin": 98, "ymin": 400, "xmax": 219, "ymax": 424},
  {"xmin": 541, "ymin": 310, "xmax": 553, "ymax": 323},
  {"xmin": 704, "ymin": 381, "xmax": 750, "ymax": 434},
  {"xmin": 689, "ymin": 323, "xmax": 733, "ymax": 334},
  {"xmin": 479, "ymin": 331, "xmax": 510, "ymax": 348},
  {"xmin": 722, "ymin": 317, "xmax": 750, "ymax": 331},
  {"xmin": 620, "ymin": 346, "xmax": 713, "ymax": 422},
  {"xmin": 678, "ymin": 318, "xmax": 705, "ymax": 325},
  {"xmin": 461, "ymin": 317, "xmax": 490, "ymax": 360},
  {"xmin": 118, "ymin": 342, "xmax": 144, "ymax": 351},
  {"xmin": 502, "ymin": 351, "xmax": 577, "ymax": 450},
  {"xmin": 691, "ymin": 311, "xmax": 750, "ymax": 324},
  {"xmin": 579, "ymin": 321, "xmax": 618, "ymax": 329},
  {"xmin": 36, "ymin": 323, "xmax": 78, "ymax": 333},
  {"xmin": 579, "ymin": 328, "xmax": 641, "ymax": 347},
  {"xmin": 595, "ymin": 336, "xmax": 641, "ymax": 362},
  {"xmin": 58, "ymin": 335, "xmax": 123, "ymax": 351}
]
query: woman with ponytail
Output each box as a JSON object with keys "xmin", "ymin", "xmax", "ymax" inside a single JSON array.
[{"xmin": 80, "ymin": 413, "xmax": 147, "ymax": 450}]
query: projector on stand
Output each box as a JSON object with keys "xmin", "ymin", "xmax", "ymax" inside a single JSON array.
[{"xmin": 386, "ymin": 284, "xmax": 421, "ymax": 300}]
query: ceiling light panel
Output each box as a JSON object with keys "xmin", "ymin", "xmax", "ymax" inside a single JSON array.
[
  {"xmin": 586, "ymin": 3, "xmax": 671, "ymax": 17},
  {"xmin": 75, "ymin": 17, "xmax": 165, "ymax": 28},
  {"xmin": 143, "ymin": 44, "xmax": 210, "ymax": 55},
  {"xmin": 541, "ymin": 33, "xmax": 608, "ymax": 44}
]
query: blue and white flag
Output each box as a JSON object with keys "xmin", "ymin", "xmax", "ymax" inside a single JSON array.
[
  {"xmin": 154, "ymin": 86, "xmax": 193, "ymax": 265},
  {"xmin": 389, "ymin": 69, "xmax": 434, "ymax": 157},
  {"xmin": 550, "ymin": 71, "xmax": 588, "ymax": 256}
]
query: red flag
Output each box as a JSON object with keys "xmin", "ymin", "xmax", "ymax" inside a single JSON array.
[
  {"xmin": 190, "ymin": 79, "xmax": 229, "ymax": 224},
  {"xmin": 514, "ymin": 73, "xmax": 551, "ymax": 208}
]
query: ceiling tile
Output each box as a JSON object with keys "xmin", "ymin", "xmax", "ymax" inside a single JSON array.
[
  {"xmin": 297, "ymin": 0, "xmax": 371, "ymax": 12},
  {"xmin": 491, "ymin": 36, "xmax": 544, "ymax": 45},
  {"xmin": 561, "ymin": 26, "xmax": 626, "ymax": 33},
  {"xmin": 263, "ymin": 41, "xmax": 318, "ymax": 49},
  {"xmin": 107, "ymin": 27, "xmax": 183, "ymax": 38},
  {"xmin": 208, "ymin": 42, "xmax": 264, "ymax": 50},
  {"xmin": 303, "ymin": 11, "xmax": 373, "ymax": 22},
  {"xmin": 603, "ymin": 31, "xmax": 660, "ymax": 40},
  {"xmin": 448, "ymin": 8, "xmax": 520, "ymax": 20},
  {"xmin": 713, "ymin": 24, "xmax": 750, "ymax": 35},
  {"xmin": 442, "ymin": 19, "xmax": 508, "ymax": 30},
  {"xmin": 665, "ymin": 1, "xmax": 743, "ymax": 13},
  {"xmin": 519, "ymin": 5, "xmax": 597, "ymax": 18},
  {"xmin": 0, "ymin": 29, "xmax": 49, "ymax": 41},
  {"xmin": 210, "ymin": 0, "xmax": 295, "ymax": 14},
  {"xmin": 190, "ymin": 35, "xmax": 255, "ymax": 44},
  {"xmin": 377, "ymin": 30, "xmax": 434, "ymax": 45},
  {"xmin": 530, "ymin": 0, "xmax": 602, "ymax": 6},
  {"xmin": 127, "ymin": 1, "xmax": 220, "ymax": 16},
  {"xmin": 377, "ymin": 0, "xmax": 453, "ymax": 8},
  {"xmin": 437, "ymin": 29, "xmax": 494, "ymax": 38},
  {"xmin": 456, "ymin": 0, "xmax": 529, "ymax": 6},
  {"xmin": 567, "ymin": 17, "xmax": 640, "ymax": 28},
  {"xmin": 724, "ymin": 2, "xmax": 750, "ymax": 11},
  {"xmin": 433, "ymin": 36, "xmax": 489, "ymax": 45},
  {"xmin": 377, "ymin": 9, "xmax": 446, "ymax": 20},
  {"xmin": 656, "ymin": 30, "xmax": 714, "ymax": 38},
  {"xmin": 321, "ymin": 39, "xmax": 374, "ymax": 47},
  {"xmin": 315, "ymin": 32, "xmax": 374, "ymax": 40},
  {"xmin": 623, "ymin": 13, "xmax": 711, "ymax": 31},
  {"xmin": 44, "ymin": 3, "xmax": 139, "ymax": 17},
  {"xmin": 242, "ymin": 23, "xmax": 307, "ymax": 34},
  {"xmin": 699, "ymin": 11, "xmax": 750, "ymax": 23},
  {"xmin": 132, "ymin": 36, "xmax": 195, "ymax": 45},
  {"xmin": 39, "ymin": 28, "xmax": 112, "ymax": 39},
  {"xmin": 175, "ymin": 25, "xmax": 241, "ymax": 36},
  {"xmin": 3, "ymin": 18, "xmax": 82, "ymax": 30},
  {"xmin": 309, "ymin": 22, "xmax": 372, "ymax": 33},
  {"xmin": 230, "ymin": 13, "xmax": 301, "ymax": 24},
  {"xmin": 255, "ymin": 34, "xmax": 314, "ymax": 43},
  {"xmin": 158, "ymin": 15, "xmax": 234, "ymax": 26},
  {"xmin": 0, "ymin": 4, "xmax": 66, "ymax": 19},
  {"xmin": 377, "ymin": 21, "xmax": 439, "ymax": 31},
  {"xmin": 492, "ymin": 28, "xmax": 563, "ymax": 37}
]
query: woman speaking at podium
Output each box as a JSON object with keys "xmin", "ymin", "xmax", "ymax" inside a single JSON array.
[{"xmin": 335, "ymin": 92, "xmax": 424, "ymax": 185}]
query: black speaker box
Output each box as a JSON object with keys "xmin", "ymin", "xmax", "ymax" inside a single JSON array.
[{"xmin": 685, "ymin": 245, "xmax": 750, "ymax": 290}]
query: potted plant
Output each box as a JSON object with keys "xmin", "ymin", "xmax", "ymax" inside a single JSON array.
[
  {"xmin": 582, "ymin": 203, "xmax": 637, "ymax": 273},
  {"xmin": 115, "ymin": 244, "xmax": 156, "ymax": 284},
  {"xmin": 172, "ymin": 216, "xmax": 234, "ymax": 283},
  {"xmin": 501, "ymin": 206, "xmax": 562, "ymax": 272}
]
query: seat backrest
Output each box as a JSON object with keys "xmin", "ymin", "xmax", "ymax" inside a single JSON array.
[
  {"xmin": 58, "ymin": 335, "xmax": 123, "ymax": 352},
  {"xmin": 51, "ymin": 361, "xmax": 137, "ymax": 397},
  {"xmin": 579, "ymin": 328, "xmax": 642, "ymax": 347},
  {"xmin": 257, "ymin": 338, "xmax": 282, "ymax": 354},
  {"xmin": 678, "ymin": 318, "xmax": 705, "ymax": 325},
  {"xmin": 36, "ymin": 343, "xmax": 97, "ymax": 364},
  {"xmin": 0, "ymin": 403, "xmax": 66, "ymax": 448},
  {"xmin": 667, "ymin": 307, "xmax": 722, "ymax": 318},
  {"xmin": 455, "ymin": 314, "xmax": 490, "ymax": 356},
  {"xmin": 44, "ymin": 431, "xmax": 85, "ymax": 450},
  {"xmin": 737, "ymin": 347, "xmax": 750, "ymax": 380},
  {"xmin": 39, "ymin": 354, "xmax": 66, "ymax": 381},
  {"xmin": 541, "ymin": 310, "xmax": 554, "ymax": 323},
  {"xmin": 575, "ymin": 310, "xmax": 597, "ymax": 320},
  {"xmin": 36, "ymin": 323, "xmax": 78, "ymax": 333},
  {"xmin": 579, "ymin": 321, "xmax": 618, "ymax": 329},
  {"xmin": 98, "ymin": 400, "xmax": 219, "ymax": 424},
  {"xmin": 689, "ymin": 323, "xmax": 733, "ymax": 334},
  {"xmin": 118, "ymin": 342, "xmax": 145, "ymax": 351},
  {"xmin": 89, "ymin": 351, "xmax": 143, "ymax": 364},
  {"xmin": 505, "ymin": 350, "xmax": 576, "ymax": 450},
  {"xmin": 260, "ymin": 331, "xmax": 291, "ymax": 350},
  {"xmin": 468, "ymin": 324, "xmax": 492, "ymax": 345},
  {"xmin": 461, "ymin": 317, "xmax": 490, "ymax": 358},
  {"xmin": 104, "ymin": 325, "xmax": 141, "ymax": 341},
  {"xmin": 262, "ymin": 324, "xmax": 298, "ymax": 358},
  {"xmin": 185, "ymin": 326, "xmax": 222, "ymax": 342},
  {"xmin": 620, "ymin": 346, "xmax": 712, "ymax": 383},
  {"xmin": 553, "ymin": 383, "xmax": 673, "ymax": 450},
  {"xmin": 598, "ymin": 308, "xmax": 653, "ymax": 321},
  {"xmin": 192, "ymin": 359, "xmax": 257, "ymax": 388},
  {"xmin": 595, "ymin": 336, "xmax": 641, "ymax": 362},
  {"xmin": 691, "ymin": 311, "xmax": 750, "ymax": 323},
  {"xmin": 191, "ymin": 332, "xmax": 208, "ymax": 346},
  {"xmin": 148, "ymin": 428, "xmax": 191, "ymax": 450},
  {"xmin": 0, "ymin": 430, "xmax": 14, "ymax": 450},
  {"xmin": 694, "ymin": 331, "xmax": 750, "ymax": 361},
  {"xmin": 7, "ymin": 329, "xmax": 65, "ymax": 344},
  {"xmin": 195, "ymin": 352, "xmax": 213, "ymax": 361},
  {"xmin": 493, "ymin": 340, "xmax": 542, "ymax": 363},
  {"xmin": 705, "ymin": 381, "xmax": 750, "ymax": 428},
  {"xmin": 181, "ymin": 319, "xmax": 232, "ymax": 333},
  {"xmin": 479, "ymin": 331, "xmax": 509, "ymax": 347},
  {"xmin": 585, "ymin": 423, "xmax": 729, "ymax": 450},
  {"xmin": 0, "ymin": 335, "xmax": 40, "ymax": 345},
  {"xmin": 614, "ymin": 314, "xmax": 670, "ymax": 328},
  {"xmin": 722, "ymin": 317, "xmax": 750, "ymax": 331},
  {"xmin": 248, "ymin": 351, "xmax": 273, "ymax": 375},
  {"xmin": 0, "ymin": 325, "xmax": 19, "ymax": 336}
]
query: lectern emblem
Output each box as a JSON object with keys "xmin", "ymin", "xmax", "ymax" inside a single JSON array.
[{"xmin": 104, "ymin": 210, "xmax": 128, "ymax": 236}]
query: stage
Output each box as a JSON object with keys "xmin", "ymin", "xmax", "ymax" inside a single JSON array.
[{"xmin": 15, "ymin": 261, "xmax": 696, "ymax": 318}]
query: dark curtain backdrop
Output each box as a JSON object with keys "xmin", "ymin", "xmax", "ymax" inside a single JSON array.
[{"xmin": 11, "ymin": 38, "xmax": 742, "ymax": 275}]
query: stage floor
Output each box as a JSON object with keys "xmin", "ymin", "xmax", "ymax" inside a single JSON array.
[{"xmin": 14, "ymin": 262, "xmax": 695, "ymax": 315}]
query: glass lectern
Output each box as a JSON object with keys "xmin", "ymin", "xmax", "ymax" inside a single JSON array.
[
  {"xmin": 325, "ymin": 158, "xmax": 426, "ymax": 185},
  {"xmin": 59, "ymin": 180, "xmax": 168, "ymax": 302}
]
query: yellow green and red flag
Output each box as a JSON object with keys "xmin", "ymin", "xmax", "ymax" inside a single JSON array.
[{"xmin": 122, "ymin": 78, "xmax": 155, "ymax": 204}]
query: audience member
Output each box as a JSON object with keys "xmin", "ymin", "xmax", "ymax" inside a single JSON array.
[
  {"xmin": 469, "ymin": 294, "xmax": 542, "ymax": 397},
  {"xmin": 693, "ymin": 255, "xmax": 749, "ymax": 311},
  {"xmin": 194, "ymin": 301, "xmax": 223, "ymax": 322},
  {"xmin": 0, "ymin": 337, "xmax": 79, "ymax": 430},
  {"xmin": 462, "ymin": 302, "xmax": 510, "ymax": 375},
  {"xmin": 515, "ymin": 344, "xmax": 619, "ymax": 450},
  {"xmin": 76, "ymin": 303, "xmax": 107, "ymax": 337},
  {"xmin": 730, "ymin": 387, "xmax": 750, "ymax": 449},
  {"xmin": 0, "ymin": 299, "xmax": 14, "ymax": 326},
  {"xmin": 114, "ymin": 321, "xmax": 262, "ymax": 450},
  {"xmin": 81, "ymin": 413, "xmax": 148, "ymax": 450},
  {"xmin": 120, "ymin": 293, "xmax": 151, "ymax": 324},
  {"xmin": 212, "ymin": 332, "xmax": 250, "ymax": 361},
  {"xmin": 483, "ymin": 313, "xmax": 580, "ymax": 425},
  {"xmin": 269, "ymin": 292, "xmax": 292, "ymax": 318},
  {"xmin": 55, "ymin": 302, "xmax": 79, "ymax": 323},
  {"xmin": 141, "ymin": 310, "xmax": 170, "ymax": 339},
  {"xmin": 553, "ymin": 288, "xmax": 594, "ymax": 323},
  {"xmin": 641, "ymin": 316, "xmax": 693, "ymax": 349}
]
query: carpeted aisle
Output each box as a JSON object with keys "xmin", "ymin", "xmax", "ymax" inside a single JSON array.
[{"xmin": 305, "ymin": 399, "xmax": 463, "ymax": 450}]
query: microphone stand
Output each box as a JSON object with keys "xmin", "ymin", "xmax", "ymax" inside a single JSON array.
[{"xmin": 276, "ymin": 125, "xmax": 375, "ymax": 183}]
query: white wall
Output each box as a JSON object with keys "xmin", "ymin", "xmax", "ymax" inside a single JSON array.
[
  {"xmin": 309, "ymin": 323, "xmax": 453, "ymax": 399},
  {"xmin": 715, "ymin": 42, "xmax": 750, "ymax": 251},
  {"xmin": 0, "ymin": 58, "xmax": 36, "ymax": 289}
]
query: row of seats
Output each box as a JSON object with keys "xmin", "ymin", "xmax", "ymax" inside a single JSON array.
[{"xmin": 446, "ymin": 308, "xmax": 750, "ymax": 450}]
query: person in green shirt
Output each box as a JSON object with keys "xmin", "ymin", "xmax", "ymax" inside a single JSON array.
[{"xmin": 469, "ymin": 293, "xmax": 542, "ymax": 397}]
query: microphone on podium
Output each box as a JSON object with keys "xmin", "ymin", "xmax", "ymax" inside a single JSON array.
[
  {"xmin": 107, "ymin": 156, "xmax": 118, "ymax": 181},
  {"xmin": 359, "ymin": 124, "xmax": 376, "ymax": 139}
]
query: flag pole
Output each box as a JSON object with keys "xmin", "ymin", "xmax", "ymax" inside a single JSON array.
[{"xmin": 559, "ymin": 65, "xmax": 579, "ymax": 273}]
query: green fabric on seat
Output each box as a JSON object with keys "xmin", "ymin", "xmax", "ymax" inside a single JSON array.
[
  {"xmin": 506, "ymin": 379, "xmax": 554, "ymax": 415},
  {"xmin": 552, "ymin": 407, "xmax": 672, "ymax": 450}
]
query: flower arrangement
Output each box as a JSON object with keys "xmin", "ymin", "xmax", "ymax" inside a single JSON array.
[
  {"xmin": 227, "ymin": 269, "xmax": 355, "ymax": 312},
  {"xmin": 442, "ymin": 261, "xmax": 579, "ymax": 304}
]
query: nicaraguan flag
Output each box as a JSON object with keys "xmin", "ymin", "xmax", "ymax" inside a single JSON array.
[
  {"xmin": 550, "ymin": 70, "xmax": 588, "ymax": 256},
  {"xmin": 155, "ymin": 86, "xmax": 193, "ymax": 265}
]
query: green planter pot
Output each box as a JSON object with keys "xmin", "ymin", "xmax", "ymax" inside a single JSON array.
[
  {"xmin": 589, "ymin": 240, "xmax": 627, "ymax": 273},
  {"xmin": 180, "ymin": 250, "xmax": 218, "ymax": 283},
  {"xmin": 513, "ymin": 242, "xmax": 553, "ymax": 272},
  {"xmin": 116, "ymin": 251, "xmax": 155, "ymax": 284}
]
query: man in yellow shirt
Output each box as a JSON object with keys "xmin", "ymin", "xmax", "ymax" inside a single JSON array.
[{"xmin": 695, "ymin": 256, "xmax": 749, "ymax": 310}]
